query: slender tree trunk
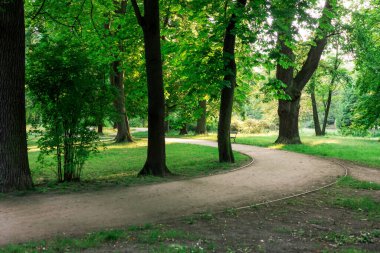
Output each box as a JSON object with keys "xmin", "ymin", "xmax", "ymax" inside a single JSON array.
[
  {"xmin": 195, "ymin": 100, "xmax": 207, "ymax": 134},
  {"xmin": 107, "ymin": 0, "xmax": 133, "ymax": 143},
  {"xmin": 0, "ymin": 0, "xmax": 33, "ymax": 192},
  {"xmin": 218, "ymin": 0, "xmax": 247, "ymax": 163},
  {"xmin": 132, "ymin": 0, "xmax": 171, "ymax": 176},
  {"xmin": 322, "ymin": 89, "xmax": 332, "ymax": 135},
  {"xmin": 179, "ymin": 124, "xmax": 188, "ymax": 135},
  {"xmin": 111, "ymin": 60, "xmax": 133, "ymax": 143},
  {"xmin": 310, "ymin": 87, "xmax": 322, "ymax": 136}
]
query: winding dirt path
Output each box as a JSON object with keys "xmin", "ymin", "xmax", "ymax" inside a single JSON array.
[{"xmin": 0, "ymin": 139, "xmax": 355, "ymax": 245}]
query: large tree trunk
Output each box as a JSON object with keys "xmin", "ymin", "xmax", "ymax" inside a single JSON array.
[
  {"xmin": 322, "ymin": 89, "xmax": 332, "ymax": 135},
  {"xmin": 132, "ymin": 0, "xmax": 171, "ymax": 176},
  {"xmin": 217, "ymin": 0, "xmax": 247, "ymax": 163},
  {"xmin": 110, "ymin": 60, "xmax": 133, "ymax": 143},
  {"xmin": 310, "ymin": 87, "xmax": 323, "ymax": 136},
  {"xmin": 0, "ymin": 0, "xmax": 33, "ymax": 192},
  {"xmin": 275, "ymin": 0, "xmax": 332, "ymax": 144},
  {"xmin": 276, "ymin": 98, "xmax": 302, "ymax": 144},
  {"xmin": 195, "ymin": 100, "xmax": 207, "ymax": 134}
]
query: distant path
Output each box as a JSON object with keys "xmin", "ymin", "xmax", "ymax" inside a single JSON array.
[{"xmin": 0, "ymin": 139, "xmax": 347, "ymax": 245}]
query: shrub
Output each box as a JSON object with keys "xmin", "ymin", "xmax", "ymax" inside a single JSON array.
[{"xmin": 27, "ymin": 36, "xmax": 102, "ymax": 182}]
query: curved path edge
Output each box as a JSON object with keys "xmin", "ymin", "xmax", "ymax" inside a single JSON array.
[{"xmin": 0, "ymin": 138, "xmax": 346, "ymax": 245}]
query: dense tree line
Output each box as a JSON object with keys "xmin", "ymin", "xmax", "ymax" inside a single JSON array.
[{"xmin": 0, "ymin": 0, "xmax": 378, "ymax": 192}]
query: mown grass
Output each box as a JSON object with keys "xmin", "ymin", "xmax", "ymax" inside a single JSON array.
[
  {"xmin": 25, "ymin": 136, "xmax": 249, "ymax": 193},
  {"xmin": 154, "ymin": 130, "xmax": 380, "ymax": 169},
  {"xmin": 236, "ymin": 133, "xmax": 380, "ymax": 169}
]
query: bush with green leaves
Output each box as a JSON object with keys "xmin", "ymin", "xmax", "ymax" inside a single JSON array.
[
  {"xmin": 231, "ymin": 118, "xmax": 275, "ymax": 134},
  {"xmin": 27, "ymin": 35, "xmax": 104, "ymax": 182}
]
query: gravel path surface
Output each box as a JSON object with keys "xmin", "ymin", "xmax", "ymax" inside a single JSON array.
[{"xmin": 0, "ymin": 139, "xmax": 352, "ymax": 245}]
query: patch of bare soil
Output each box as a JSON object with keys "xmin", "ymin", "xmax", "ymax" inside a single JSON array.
[{"xmin": 86, "ymin": 186, "xmax": 380, "ymax": 253}]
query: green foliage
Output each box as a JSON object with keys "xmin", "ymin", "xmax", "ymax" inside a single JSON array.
[
  {"xmin": 231, "ymin": 118, "xmax": 275, "ymax": 134},
  {"xmin": 27, "ymin": 34, "xmax": 102, "ymax": 182},
  {"xmin": 350, "ymin": 1, "xmax": 380, "ymax": 130}
]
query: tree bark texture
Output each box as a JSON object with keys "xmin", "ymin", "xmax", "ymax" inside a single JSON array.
[
  {"xmin": 195, "ymin": 100, "xmax": 207, "ymax": 134},
  {"xmin": 275, "ymin": 0, "xmax": 332, "ymax": 144},
  {"xmin": 218, "ymin": 0, "xmax": 247, "ymax": 163},
  {"xmin": 310, "ymin": 87, "xmax": 323, "ymax": 136},
  {"xmin": 110, "ymin": 60, "xmax": 133, "ymax": 142},
  {"xmin": 132, "ymin": 0, "xmax": 171, "ymax": 176},
  {"xmin": 0, "ymin": 0, "xmax": 33, "ymax": 192}
]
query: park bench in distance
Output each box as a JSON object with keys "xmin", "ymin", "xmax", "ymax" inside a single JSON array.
[{"xmin": 230, "ymin": 131, "xmax": 238, "ymax": 143}]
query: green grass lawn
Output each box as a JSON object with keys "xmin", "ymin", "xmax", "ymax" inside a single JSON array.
[
  {"xmin": 26, "ymin": 138, "xmax": 249, "ymax": 193},
  {"xmin": 146, "ymin": 129, "xmax": 380, "ymax": 169},
  {"xmin": 235, "ymin": 133, "xmax": 380, "ymax": 169}
]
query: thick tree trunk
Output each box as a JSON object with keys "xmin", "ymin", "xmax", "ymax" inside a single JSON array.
[
  {"xmin": 0, "ymin": 0, "xmax": 33, "ymax": 192},
  {"xmin": 275, "ymin": 0, "xmax": 332, "ymax": 144},
  {"xmin": 218, "ymin": 0, "xmax": 247, "ymax": 163},
  {"xmin": 195, "ymin": 100, "xmax": 207, "ymax": 134},
  {"xmin": 274, "ymin": 38, "xmax": 301, "ymax": 144},
  {"xmin": 322, "ymin": 89, "xmax": 332, "ymax": 135},
  {"xmin": 276, "ymin": 98, "xmax": 302, "ymax": 144},
  {"xmin": 111, "ymin": 60, "xmax": 133, "ymax": 143},
  {"xmin": 310, "ymin": 87, "xmax": 322, "ymax": 136},
  {"xmin": 132, "ymin": 0, "xmax": 171, "ymax": 176}
]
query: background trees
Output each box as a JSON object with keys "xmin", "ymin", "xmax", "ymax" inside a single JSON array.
[
  {"xmin": 350, "ymin": 0, "xmax": 380, "ymax": 131},
  {"xmin": 1, "ymin": 0, "xmax": 378, "ymax": 191}
]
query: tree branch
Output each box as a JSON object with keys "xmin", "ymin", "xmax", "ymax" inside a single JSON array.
[
  {"xmin": 31, "ymin": 0, "xmax": 46, "ymax": 20},
  {"xmin": 131, "ymin": 0, "xmax": 145, "ymax": 28},
  {"xmin": 41, "ymin": 11, "xmax": 75, "ymax": 28},
  {"xmin": 294, "ymin": 0, "xmax": 333, "ymax": 90}
]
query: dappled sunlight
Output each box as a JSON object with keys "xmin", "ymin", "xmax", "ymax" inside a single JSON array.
[
  {"xmin": 28, "ymin": 146, "xmax": 40, "ymax": 152},
  {"xmin": 101, "ymin": 139, "xmax": 148, "ymax": 150},
  {"xmin": 268, "ymin": 144, "xmax": 285, "ymax": 149},
  {"xmin": 93, "ymin": 172, "xmax": 138, "ymax": 180},
  {"xmin": 307, "ymin": 139, "xmax": 341, "ymax": 146}
]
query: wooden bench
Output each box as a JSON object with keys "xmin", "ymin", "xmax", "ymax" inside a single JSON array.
[{"xmin": 230, "ymin": 131, "xmax": 238, "ymax": 143}]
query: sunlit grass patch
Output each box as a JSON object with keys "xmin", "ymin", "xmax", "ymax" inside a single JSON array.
[{"xmin": 26, "ymin": 135, "xmax": 250, "ymax": 193}]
